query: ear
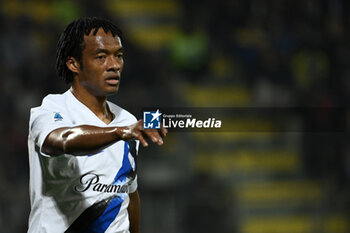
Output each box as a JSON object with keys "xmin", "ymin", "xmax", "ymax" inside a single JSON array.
[{"xmin": 66, "ymin": 57, "xmax": 81, "ymax": 74}]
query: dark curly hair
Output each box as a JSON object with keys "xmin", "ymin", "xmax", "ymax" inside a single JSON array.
[{"xmin": 55, "ymin": 17, "xmax": 123, "ymax": 84}]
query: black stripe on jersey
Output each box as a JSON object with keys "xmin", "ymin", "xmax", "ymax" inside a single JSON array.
[
  {"xmin": 126, "ymin": 139, "xmax": 138, "ymax": 180},
  {"xmin": 64, "ymin": 198, "xmax": 112, "ymax": 233}
]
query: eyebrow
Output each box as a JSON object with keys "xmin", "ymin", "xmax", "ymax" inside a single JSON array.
[{"xmin": 94, "ymin": 47, "xmax": 124, "ymax": 54}]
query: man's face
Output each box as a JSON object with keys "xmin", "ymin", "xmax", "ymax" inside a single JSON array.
[{"xmin": 76, "ymin": 28, "xmax": 124, "ymax": 96}]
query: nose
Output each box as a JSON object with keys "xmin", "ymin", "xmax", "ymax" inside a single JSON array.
[{"xmin": 107, "ymin": 56, "xmax": 122, "ymax": 72}]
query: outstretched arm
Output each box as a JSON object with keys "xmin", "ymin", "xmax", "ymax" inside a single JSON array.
[{"xmin": 42, "ymin": 120, "xmax": 167, "ymax": 156}]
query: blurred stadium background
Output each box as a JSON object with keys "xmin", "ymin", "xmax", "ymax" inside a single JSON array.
[{"xmin": 0, "ymin": 0, "xmax": 349, "ymax": 232}]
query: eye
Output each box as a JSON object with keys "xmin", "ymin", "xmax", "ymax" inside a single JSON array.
[
  {"xmin": 116, "ymin": 53, "xmax": 124, "ymax": 59},
  {"xmin": 96, "ymin": 54, "xmax": 106, "ymax": 60}
]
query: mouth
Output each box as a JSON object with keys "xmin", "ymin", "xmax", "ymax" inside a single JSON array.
[{"xmin": 105, "ymin": 76, "xmax": 120, "ymax": 86}]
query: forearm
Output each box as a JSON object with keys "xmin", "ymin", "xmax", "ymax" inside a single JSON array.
[
  {"xmin": 41, "ymin": 119, "xmax": 167, "ymax": 156},
  {"xmin": 128, "ymin": 190, "xmax": 141, "ymax": 233},
  {"xmin": 42, "ymin": 125, "xmax": 124, "ymax": 156}
]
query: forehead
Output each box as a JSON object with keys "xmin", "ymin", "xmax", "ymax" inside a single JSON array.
[{"xmin": 83, "ymin": 28, "xmax": 122, "ymax": 52}]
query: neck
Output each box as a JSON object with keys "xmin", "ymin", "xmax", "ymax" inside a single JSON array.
[{"xmin": 70, "ymin": 84, "xmax": 113, "ymax": 124}]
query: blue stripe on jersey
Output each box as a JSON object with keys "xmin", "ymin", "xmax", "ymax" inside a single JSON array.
[
  {"xmin": 83, "ymin": 142, "xmax": 132, "ymax": 232},
  {"xmin": 113, "ymin": 142, "xmax": 132, "ymax": 184},
  {"xmin": 84, "ymin": 196, "xmax": 124, "ymax": 233}
]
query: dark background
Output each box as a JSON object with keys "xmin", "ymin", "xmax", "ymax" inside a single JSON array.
[{"xmin": 0, "ymin": 0, "xmax": 349, "ymax": 232}]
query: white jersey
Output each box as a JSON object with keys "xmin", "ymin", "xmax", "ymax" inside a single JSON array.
[{"xmin": 27, "ymin": 90, "xmax": 139, "ymax": 233}]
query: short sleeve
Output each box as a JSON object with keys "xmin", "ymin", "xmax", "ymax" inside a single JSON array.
[{"xmin": 29, "ymin": 107, "xmax": 73, "ymax": 157}]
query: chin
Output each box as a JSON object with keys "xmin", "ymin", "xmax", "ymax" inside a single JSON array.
[{"xmin": 105, "ymin": 86, "xmax": 119, "ymax": 95}]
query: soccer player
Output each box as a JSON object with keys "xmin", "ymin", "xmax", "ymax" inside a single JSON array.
[{"xmin": 27, "ymin": 17, "xmax": 167, "ymax": 233}]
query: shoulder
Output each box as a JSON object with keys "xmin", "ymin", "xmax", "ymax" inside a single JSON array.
[
  {"xmin": 29, "ymin": 91, "xmax": 71, "ymax": 122},
  {"xmin": 108, "ymin": 101, "xmax": 138, "ymax": 125},
  {"xmin": 33, "ymin": 91, "xmax": 70, "ymax": 111},
  {"xmin": 28, "ymin": 91, "xmax": 73, "ymax": 134}
]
